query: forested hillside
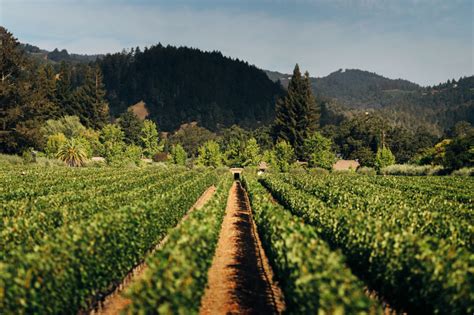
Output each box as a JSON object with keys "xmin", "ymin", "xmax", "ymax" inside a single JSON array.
[
  {"xmin": 267, "ymin": 69, "xmax": 474, "ymax": 133},
  {"xmin": 20, "ymin": 43, "xmax": 102, "ymax": 63},
  {"xmin": 99, "ymin": 46, "xmax": 284, "ymax": 131},
  {"xmin": 311, "ymin": 69, "xmax": 420, "ymax": 108},
  {"xmin": 19, "ymin": 39, "xmax": 472, "ymax": 135}
]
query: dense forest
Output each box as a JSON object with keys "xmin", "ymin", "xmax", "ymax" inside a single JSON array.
[{"xmin": 98, "ymin": 46, "xmax": 284, "ymax": 131}]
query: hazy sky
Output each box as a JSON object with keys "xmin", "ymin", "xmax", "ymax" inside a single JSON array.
[{"xmin": 1, "ymin": 0, "xmax": 473, "ymax": 85}]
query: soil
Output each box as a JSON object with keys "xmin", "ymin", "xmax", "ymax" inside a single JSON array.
[
  {"xmin": 199, "ymin": 181, "xmax": 285, "ymax": 315},
  {"xmin": 89, "ymin": 185, "xmax": 217, "ymax": 315}
]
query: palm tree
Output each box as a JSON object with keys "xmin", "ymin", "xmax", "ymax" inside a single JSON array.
[{"xmin": 56, "ymin": 138, "xmax": 87, "ymax": 167}]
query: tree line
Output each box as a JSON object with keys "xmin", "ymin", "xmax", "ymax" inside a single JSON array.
[{"xmin": 1, "ymin": 26, "xmax": 472, "ymax": 172}]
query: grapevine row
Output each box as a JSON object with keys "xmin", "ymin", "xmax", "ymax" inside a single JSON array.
[
  {"xmin": 242, "ymin": 175, "xmax": 380, "ymax": 314},
  {"xmin": 261, "ymin": 175, "xmax": 472, "ymax": 314},
  {"xmin": 126, "ymin": 174, "xmax": 233, "ymax": 314},
  {"xmin": 1, "ymin": 168, "xmax": 219, "ymax": 314}
]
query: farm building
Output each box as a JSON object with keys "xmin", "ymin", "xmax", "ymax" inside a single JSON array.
[{"xmin": 332, "ymin": 159, "xmax": 360, "ymax": 171}]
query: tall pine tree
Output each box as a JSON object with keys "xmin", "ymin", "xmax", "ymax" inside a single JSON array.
[
  {"xmin": 273, "ymin": 64, "xmax": 320, "ymax": 159},
  {"xmin": 55, "ymin": 61, "xmax": 73, "ymax": 116},
  {"xmin": 0, "ymin": 26, "xmax": 28, "ymax": 150},
  {"xmin": 0, "ymin": 27, "xmax": 62, "ymax": 151},
  {"xmin": 73, "ymin": 65, "xmax": 109, "ymax": 129}
]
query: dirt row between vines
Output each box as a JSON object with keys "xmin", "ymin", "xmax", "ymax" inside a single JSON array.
[
  {"xmin": 89, "ymin": 185, "xmax": 217, "ymax": 315},
  {"xmin": 199, "ymin": 181, "xmax": 285, "ymax": 314}
]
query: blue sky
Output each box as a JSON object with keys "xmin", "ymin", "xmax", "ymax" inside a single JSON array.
[{"xmin": 1, "ymin": 0, "xmax": 472, "ymax": 85}]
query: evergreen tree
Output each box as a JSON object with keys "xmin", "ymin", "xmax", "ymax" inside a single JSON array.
[
  {"xmin": 443, "ymin": 128, "xmax": 474, "ymax": 170},
  {"xmin": 374, "ymin": 144, "xmax": 396, "ymax": 170},
  {"xmin": 56, "ymin": 61, "xmax": 73, "ymax": 115},
  {"xmin": 118, "ymin": 109, "xmax": 144, "ymax": 145},
  {"xmin": 73, "ymin": 65, "xmax": 109, "ymax": 129},
  {"xmin": 0, "ymin": 27, "xmax": 31, "ymax": 151},
  {"xmin": 27, "ymin": 64, "xmax": 61, "ymax": 122},
  {"xmin": 36, "ymin": 64, "xmax": 57, "ymax": 102},
  {"xmin": 273, "ymin": 64, "xmax": 320, "ymax": 159},
  {"xmin": 141, "ymin": 120, "xmax": 161, "ymax": 158}
]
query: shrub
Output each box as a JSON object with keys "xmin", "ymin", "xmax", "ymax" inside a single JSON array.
[
  {"xmin": 84, "ymin": 160, "xmax": 107, "ymax": 168},
  {"xmin": 380, "ymin": 164, "xmax": 443, "ymax": 176},
  {"xmin": 357, "ymin": 166, "xmax": 376, "ymax": 176},
  {"xmin": 35, "ymin": 157, "xmax": 65, "ymax": 167},
  {"xmin": 153, "ymin": 152, "xmax": 169, "ymax": 163},
  {"xmin": 332, "ymin": 169, "xmax": 357, "ymax": 175},
  {"xmin": 308, "ymin": 167, "xmax": 330, "ymax": 175},
  {"xmin": 410, "ymin": 147, "xmax": 436, "ymax": 165},
  {"xmin": 289, "ymin": 164, "xmax": 308, "ymax": 176},
  {"xmin": 42, "ymin": 115, "xmax": 86, "ymax": 139},
  {"xmin": 124, "ymin": 145, "xmax": 143, "ymax": 165},
  {"xmin": 22, "ymin": 148, "xmax": 36, "ymax": 164},
  {"xmin": 45, "ymin": 133, "xmax": 67, "ymax": 157},
  {"xmin": 451, "ymin": 167, "xmax": 474, "ymax": 176},
  {"xmin": 0, "ymin": 153, "xmax": 23, "ymax": 165},
  {"xmin": 79, "ymin": 128, "xmax": 102, "ymax": 156}
]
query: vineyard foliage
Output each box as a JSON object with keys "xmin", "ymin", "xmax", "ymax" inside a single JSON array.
[
  {"xmin": 1, "ymin": 162, "xmax": 473, "ymax": 314},
  {"xmin": 126, "ymin": 175, "xmax": 232, "ymax": 314},
  {"xmin": 242, "ymin": 174, "xmax": 380, "ymax": 314},
  {"xmin": 0, "ymin": 165, "xmax": 221, "ymax": 314},
  {"xmin": 260, "ymin": 173, "xmax": 473, "ymax": 314}
]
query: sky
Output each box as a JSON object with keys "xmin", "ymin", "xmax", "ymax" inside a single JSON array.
[{"xmin": 1, "ymin": 0, "xmax": 473, "ymax": 86}]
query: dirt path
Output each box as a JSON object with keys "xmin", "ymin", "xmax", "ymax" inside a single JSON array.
[
  {"xmin": 199, "ymin": 181, "xmax": 285, "ymax": 315},
  {"xmin": 90, "ymin": 185, "xmax": 217, "ymax": 315}
]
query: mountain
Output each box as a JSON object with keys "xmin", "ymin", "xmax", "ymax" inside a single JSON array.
[
  {"xmin": 99, "ymin": 45, "xmax": 284, "ymax": 131},
  {"xmin": 266, "ymin": 68, "xmax": 420, "ymax": 107},
  {"xmin": 310, "ymin": 69, "xmax": 420, "ymax": 108},
  {"xmin": 266, "ymin": 68, "xmax": 473, "ymax": 133},
  {"xmin": 20, "ymin": 43, "xmax": 102, "ymax": 63}
]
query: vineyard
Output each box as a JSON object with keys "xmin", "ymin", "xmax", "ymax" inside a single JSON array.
[
  {"xmin": 1, "ymin": 164, "xmax": 473, "ymax": 314},
  {"xmin": 251, "ymin": 173, "xmax": 473, "ymax": 314}
]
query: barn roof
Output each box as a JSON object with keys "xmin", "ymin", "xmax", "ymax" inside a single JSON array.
[{"xmin": 332, "ymin": 159, "xmax": 360, "ymax": 170}]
